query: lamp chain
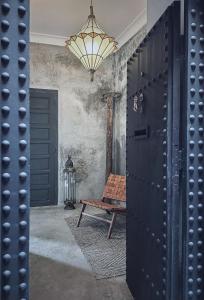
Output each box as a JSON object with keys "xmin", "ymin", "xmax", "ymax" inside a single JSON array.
[{"xmin": 90, "ymin": 0, "xmax": 94, "ymax": 16}]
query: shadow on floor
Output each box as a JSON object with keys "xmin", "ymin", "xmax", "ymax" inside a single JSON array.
[{"xmin": 30, "ymin": 253, "xmax": 133, "ymax": 300}]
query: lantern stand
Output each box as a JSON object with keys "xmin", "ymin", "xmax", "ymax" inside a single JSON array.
[{"xmin": 63, "ymin": 155, "xmax": 76, "ymax": 210}]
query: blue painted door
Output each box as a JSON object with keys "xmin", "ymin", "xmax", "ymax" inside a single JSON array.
[{"xmin": 30, "ymin": 89, "xmax": 58, "ymax": 207}]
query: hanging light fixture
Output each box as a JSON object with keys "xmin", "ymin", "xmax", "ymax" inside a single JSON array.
[{"xmin": 65, "ymin": 0, "xmax": 118, "ymax": 81}]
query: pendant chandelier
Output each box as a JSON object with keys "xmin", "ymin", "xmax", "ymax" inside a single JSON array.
[{"xmin": 65, "ymin": 0, "xmax": 118, "ymax": 81}]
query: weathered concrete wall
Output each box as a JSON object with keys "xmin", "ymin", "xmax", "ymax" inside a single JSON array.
[
  {"xmin": 30, "ymin": 43, "xmax": 114, "ymax": 204},
  {"xmin": 112, "ymin": 26, "xmax": 147, "ymax": 175},
  {"xmin": 30, "ymin": 27, "xmax": 147, "ymax": 205}
]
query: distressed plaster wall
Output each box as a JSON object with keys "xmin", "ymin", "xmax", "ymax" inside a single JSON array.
[
  {"xmin": 30, "ymin": 43, "xmax": 114, "ymax": 204},
  {"xmin": 30, "ymin": 26, "xmax": 147, "ymax": 205},
  {"xmin": 112, "ymin": 26, "xmax": 147, "ymax": 175}
]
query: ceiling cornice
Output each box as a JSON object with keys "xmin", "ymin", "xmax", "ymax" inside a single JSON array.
[
  {"xmin": 30, "ymin": 32, "xmax": 67, "ymax": 46},
  {"xmin": 30, "ymin": 8, "xmax": 147, "ymax": 48},
  {"xmin": 116, "ymin": 8, "xmax": 147, "ymax": 47}
]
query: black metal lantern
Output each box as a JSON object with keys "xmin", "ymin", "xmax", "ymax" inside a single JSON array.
[{"xmin": 63, "ymin": 155, "xmax": 76, "ymax": 210}]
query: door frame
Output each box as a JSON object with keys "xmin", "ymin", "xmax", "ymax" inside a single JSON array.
[
  {"xmin": 30, "ymin": 88, "xmax": 58, "ymax": 206},
  {"xmin": 0, "ymin": 1, "xmax": 30, "ymax": 298},
  {"xmin": 182, "ymin": 1, "xmax": 204, "ymax": 299}
]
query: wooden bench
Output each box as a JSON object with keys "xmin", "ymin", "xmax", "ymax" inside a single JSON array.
[{"xmin": 77, "ymin": 174, "xmax": 126, "ymax": 239}]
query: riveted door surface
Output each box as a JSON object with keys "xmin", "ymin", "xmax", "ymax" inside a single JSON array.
[
  {"xmin": 0, "ymin": 1, "xmax": 30, "ymax": 299},
  {"xmin": 183, "ymin": 1, "xmax": 204, "ymax": 299},
  {"xmin": 126, "ymin": 3, "xmax": 181, "ymax": 299},
  {"xmin": 30, "ymin": 89, "xmax": 58, "ymax": 207}
]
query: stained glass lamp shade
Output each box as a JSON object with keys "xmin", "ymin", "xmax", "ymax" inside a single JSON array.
[{"xmin": 65, "ymin": 3, "xmax": 118, "ymax": 81}]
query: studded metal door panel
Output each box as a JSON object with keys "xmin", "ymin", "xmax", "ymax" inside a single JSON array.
[
  {"xmin": 126, "ymin": 3, "xmax": 180, "ymax": 300},
  {"xmin": 0, "ymin": 1, "xmax": 30, "ymax": 299},
  {"xmin": 183, "ymin": 1, "xmax": 204, "ymax": 299}
]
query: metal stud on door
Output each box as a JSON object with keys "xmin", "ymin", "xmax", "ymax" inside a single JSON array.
[{"xmin": 1, "ymin": 1, "xmax": 30, "ymax": 299}]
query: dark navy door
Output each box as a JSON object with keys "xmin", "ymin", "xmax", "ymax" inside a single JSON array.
[
  {"xmin": 126, "ymin": 3, "xmax": 181, "ymax": 299},
  {"xmin": 30, "ymin": 89, "xmax": 58, "ymax": 207}
]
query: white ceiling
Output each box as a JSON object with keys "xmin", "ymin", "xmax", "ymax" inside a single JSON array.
[{"xmin": 30, "ymin": 0, "xmax": 147, "ymax": 47}]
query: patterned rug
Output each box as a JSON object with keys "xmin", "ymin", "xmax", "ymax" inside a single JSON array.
[{"xmin": 65, "ymin": 212, "xmax": 126, "ymax": 279}]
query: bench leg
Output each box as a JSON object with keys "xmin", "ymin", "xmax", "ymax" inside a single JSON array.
[
  {"xmin": 77, "ymin": 204, "xmax": 86, "ymax": 227},
  {"xmin": 107, "ymin": 212, "xmax": 117, "ymax": 239}
]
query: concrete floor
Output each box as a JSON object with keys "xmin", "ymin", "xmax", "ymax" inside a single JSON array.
[{"xmin": 30, "ymin": 205, "xmax": 133, "ymax": 300}]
